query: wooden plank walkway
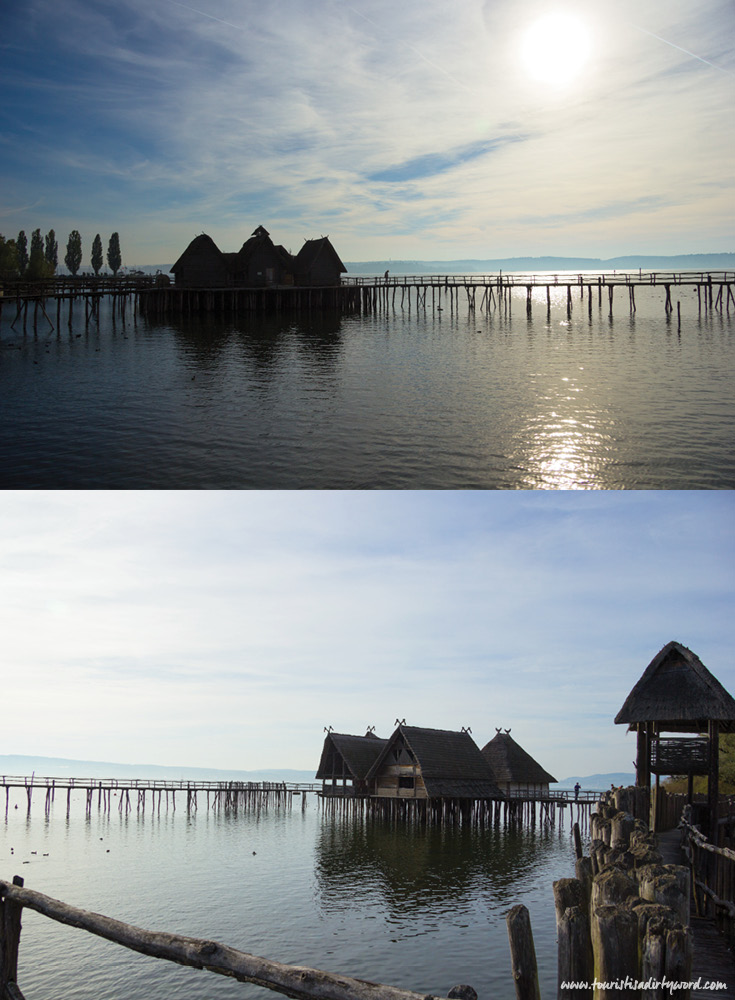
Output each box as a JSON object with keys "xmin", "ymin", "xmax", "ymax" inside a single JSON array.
[
  {"xmin": 3, "ymin": 270, "xmax": 733, "ymax": 322},
  {"xmin": 658, "ymin": 828, "xmax": 735, "ymax": 997}
]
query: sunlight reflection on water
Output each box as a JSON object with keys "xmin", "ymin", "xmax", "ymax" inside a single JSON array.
[{"xmin": 0, "ymin": 285, "xmax": 732, "ymax": 488}]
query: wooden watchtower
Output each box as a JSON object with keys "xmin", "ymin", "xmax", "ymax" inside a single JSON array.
[{"xmin": 615, "ymin": 640, "xmax": 735, "ymax": 834}]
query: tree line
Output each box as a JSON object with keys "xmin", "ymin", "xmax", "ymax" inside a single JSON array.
[{"xmin": 0, "ymin": 229, "xmax": 123, "ymax": 281}]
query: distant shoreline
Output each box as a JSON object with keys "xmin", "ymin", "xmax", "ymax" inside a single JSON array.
[
  {"xmin": 0, "ymin": 754, "xmax": 633, "ymax": 790},
  {"xmin": 62, "ymin": 252, "xmax": 735, "ymax": 277},
  {"xmin": 343, "ymin": 253, "xmax": 735, "ymax": 275}
]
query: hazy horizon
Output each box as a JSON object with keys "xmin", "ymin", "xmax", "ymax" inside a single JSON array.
[
  {"xmin": 0, "ymin": 752, "xmax": 635, "ymax": 788},
  {"xmin": 62, "ymin": 250, "xmax": 735, "ymax": 274}
]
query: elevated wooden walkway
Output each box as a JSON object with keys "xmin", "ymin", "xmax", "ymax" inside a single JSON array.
[
  {"xmin": 342, "ymin": 270, "xmax": 735, "ymax": 320},
  {"xmin": 658, "ymin": 828, "xmax": 735, "ymax": 997},
  {"xmin": 1, "ymin": 774, "xmax": 312, "ymax": 817},
  {"xmin": 2, "ymin": 271, "xmax": 733, "ymax": 326}
]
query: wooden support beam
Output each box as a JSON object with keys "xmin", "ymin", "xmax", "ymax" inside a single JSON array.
[{"xmin": 707, "ymin": 721, "xmax": 719, "ymax": 838}]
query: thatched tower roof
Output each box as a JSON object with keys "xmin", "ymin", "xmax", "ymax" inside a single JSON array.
[
  {"xmin": 615, "ymin": 641, "xmax": 735, "ymax": 733},
  {"xmin": 366, "ymin": 725, "xmax": 503, "ymax": 799},
  {"xmin": 480, "ymin": 732, "xmax": 557, "ymax": 785},
  {"xmin": 315, "ymin": 731, "xmax": 388, "ymax": 781}
]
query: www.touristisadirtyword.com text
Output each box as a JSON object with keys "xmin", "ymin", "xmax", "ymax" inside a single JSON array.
[{"xmin": 561, "ymin": 978, "xmax": 728, "ymax": 992}]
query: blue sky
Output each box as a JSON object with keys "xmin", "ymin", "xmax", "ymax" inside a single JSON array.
[
  {"xmin": 1, "ymin": 490, "xmax": 732, "ymax": 780},
  {"xmin": 1, "ymin": 0, "xmax": 733, "ymax": 265}
]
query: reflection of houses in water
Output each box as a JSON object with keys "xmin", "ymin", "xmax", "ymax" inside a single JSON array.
[
  {"xmin": 170, "ymin": 226, "xmax": 347, "ymax": 289},
  {"xmin": 312, "ymin": 812, "xmax": 559, "ymax": 920},
  {"xmin": 316, "ymin": 723, "xmax": 555, "ymax": 803},
  {"xmin": 480, "ymin": 730, "xmax": 557, "ymax": 798}
]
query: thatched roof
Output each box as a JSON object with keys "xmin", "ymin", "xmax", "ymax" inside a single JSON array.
[
  {"xmin": 170, "ymin": 233, "xmax": 222, "ymax": 272},
  {"xmin": 615, "ymin": 641, "xmax": 735, "ymax": 733},
  {"xmin": 295, "ymin": 237, "xmax": 346, "ymax": 274},
  {"xmin": 480, "ymin": 732, "xmax": 557, "ymax": 785},
  {"xmin": 238, "ymin": 228, "xmax": 292, "ymax": 266},
  {"xmin": 366, "ymin": 725, "xmax": 503, "ymax": 799},
  {"xmin": 315, "ymin": 731, "xmax": 388, "ymax": 781}
]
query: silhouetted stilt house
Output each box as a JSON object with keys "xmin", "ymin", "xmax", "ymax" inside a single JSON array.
[
  {"xmin": 170, "ymin": 226, "xmax": 345, "ymax": 288},
  {"xmin": 480, "ymin": 730, "xmax": 557, "ymax": 798},
  {"xmin": 615, "ymin": 640, "xmax": 735, "ymax": 834},
  {"xmin": 295, "ymin": 237, "xmax": 347, "ymax": 286},
  {"xmin": 365, "ymin": 725, "xmax": 502, "ymax": 801},
  {"xmin": 315, "ymin": 730, "xmax": 387, "ymax": 796}
]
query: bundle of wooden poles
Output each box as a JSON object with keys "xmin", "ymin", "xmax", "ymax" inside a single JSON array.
[{"xmin": 553, "ymin": 789, "xmax": 691, "ymax": 999}]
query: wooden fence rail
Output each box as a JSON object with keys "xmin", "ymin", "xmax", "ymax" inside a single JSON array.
[
  {"xmin": 681, "ymin": 808, "xmax": 735, "ymax": 949},
  {"xmin": 0, "ymin": 877, "xmax": 492, "ymax": 1000},
  {"xmin": 342, "ymin": 271, "xmax": 735, "ymax": 287}
]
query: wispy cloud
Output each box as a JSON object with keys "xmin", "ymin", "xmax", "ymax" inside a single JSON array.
[
  {"xmin": 0, "ymin": 0, "xmax": 732, "ymax": 260},
  {"xmin": 1, "ymin": 492, "xmax": 733, "ymax": 775}
]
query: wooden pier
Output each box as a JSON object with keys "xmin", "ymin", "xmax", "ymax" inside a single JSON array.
[
  {"xmin": 136, "ymin": 270, "xmax": 735, "ymax": 321},
  {"xmin": 320, "ymin": 789, "xmax": 596, "ymax": 831},
  {"xmin": 0, "ymin": 774, "xmax": 306, "ymax": 819},
  {"xmin": 1, "ymin": 773, "xmax": 594, "ymax": 829},
  {"xmin": 2, "ymin": 271, "xmax": 733, "ymax": 332},
  {"xmin": 340, "ymin": 270, "xmax": 735, "ymax": 321}
]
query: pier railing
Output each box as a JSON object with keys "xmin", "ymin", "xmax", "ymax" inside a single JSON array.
[
  {"xmin": 0, "ymin": 774, "xmax": 318, "ymax": 792},
  {"xmin": 342, "ymin": 270, "xmax": 735, "ymax": 287},
  {"xmin": 680, "ymin": 807, "xmax": 735, "ymax": 948}
]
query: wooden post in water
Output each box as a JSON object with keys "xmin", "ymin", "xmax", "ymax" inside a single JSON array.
[
  {"xmin": 573, "ymin": 822, "xmax": 584, "ymax": 860},
  {"xmin": 506, "ymin": 904, "xmax": 540, "ymax": 1000}
]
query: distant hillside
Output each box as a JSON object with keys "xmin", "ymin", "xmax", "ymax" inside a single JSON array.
[
  {"xmin": 0, "ymin": 755, "xmax": 315, "ymax": 783},
  {"xmin": 554, "ymin": 772, "xmax": 636, "ymax": 791},
  {"xmin": 2, "ymin": 755, "xmax": 634, "ymax": 791},
  {"xmin": 345, "ymin": 253, "xmax": 735, "ymax": 275}
]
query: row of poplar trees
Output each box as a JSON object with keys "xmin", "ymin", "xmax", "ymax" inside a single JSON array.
[{"xmin": 0, "ymin": 229, "xmax": 122, "ymax": 280}]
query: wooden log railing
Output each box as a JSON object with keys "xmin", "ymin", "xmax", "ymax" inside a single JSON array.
[
  {"xmin": 680, "ymin": 807, "xmax": 735, "ymax": 949},
  {"xmin": 0, "ymin": 876, "xmax": 496, "ymax": 1000}
]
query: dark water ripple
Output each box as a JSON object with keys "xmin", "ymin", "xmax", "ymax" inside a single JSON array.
[{"xmin": 1, "ymin": 290, "xmax": 732, "ymax": 488}]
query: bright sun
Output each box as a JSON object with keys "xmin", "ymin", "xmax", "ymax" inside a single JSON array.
[{"xmin": 520, "ymin": 12, "xmax": 592, "ymax": 88}]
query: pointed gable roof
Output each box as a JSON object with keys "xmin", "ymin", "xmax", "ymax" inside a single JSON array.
[
  {"xmin": 238, "ymin": 228, "xmax": 293, "ymax": 269},
  {"xmin": 366, "ymin": 725, "xmax": 503, "ymax": 799},
  {"xmin": 295, "ymin": 237, "xmax": 346, "ymax": 274},
  {"xmin": 480, "ymin": 732, "xmax": 557, "ymax": 785},
  {"xmin": 315, "ymin": 731, "xmax": 388, "ymax": 781},
  {"xmin": 615, "ymin": 641, "xmax": 735, "ymax": 733},
  {"xmin": 170, "ymin": 233, "xmax": 222, "ymax": 272}
]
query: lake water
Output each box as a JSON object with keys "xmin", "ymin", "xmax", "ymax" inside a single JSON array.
[
  {"xmin": 1, "ymin": 279, "xmax": 733, "ymax": 488},
  {"xmin": 1, "ymin": 790, "xmax": 578, "ymax": 999}
]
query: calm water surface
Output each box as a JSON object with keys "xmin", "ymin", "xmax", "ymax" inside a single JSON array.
[
  {"xmin": 1, "ymin": 282, "xmax": 732, "ymax": 488},
  {"xmin": 1, "ymin": 792, "xmax": 577, "ymax": 999}
]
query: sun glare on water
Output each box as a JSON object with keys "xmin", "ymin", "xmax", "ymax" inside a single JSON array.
[{"xmin": 521, "ymin": 12, "xmax": 592, "ymax": 88}]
